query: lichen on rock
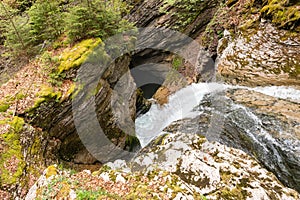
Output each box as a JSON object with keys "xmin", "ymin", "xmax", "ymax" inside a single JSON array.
[{"xmin": 129, "ymin": 132, "xmax": 300, "ymax": 199}]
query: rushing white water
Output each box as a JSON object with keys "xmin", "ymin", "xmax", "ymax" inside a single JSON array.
[
  {"xmin": 135, "ymin": 83, "xmax": 227, "ymax": 147},
  {"xmin": 135, "ymin": 83, "xmax": 300, "ymax": 147},
  {"xmin": 251, "ymin": 86, "xmax": 300, "ymax": 103}
]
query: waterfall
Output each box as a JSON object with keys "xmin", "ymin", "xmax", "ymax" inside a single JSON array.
[
  {"xmin": 135, "ymin": 83, "xmax": 300, "ymax": 147},
  {"xmin": 135, "ymin": 83, "xmax": 227, "ymax": 147}
]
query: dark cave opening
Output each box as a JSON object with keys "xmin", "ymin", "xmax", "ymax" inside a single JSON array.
[{"xmin": 140, "ymin": 83, "xmax": 162, "ymax": 99}]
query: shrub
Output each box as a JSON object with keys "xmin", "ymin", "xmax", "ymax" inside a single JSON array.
[
  {"xmin": 65, "ymin": 1, "xmax": 127, "ymax": 43},
  {"xmin": 3, "ymin": 14, "xmax": 32, "ymax": 54},
  {"xmin": 2, "ymin": 0, "xmax": 64, "ymax": 55},
  {"xmin": 27, "ymin": 0, "xmax": 64, "ymax": 45}
]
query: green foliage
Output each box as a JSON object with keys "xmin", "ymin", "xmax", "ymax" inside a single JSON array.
[
  {"xmin": 172, "ymin": 56, "xmax": 183, "ymax": 70},
  {"xmin": 65, "ymin": 1, "xmax": 133, "ymax": 43},
  {"xmin": 3, "ymin": 13, "xmax": 32, "ymax": 54},
  {"xmin": 5, "ymin": 18, "xmax": 28, "ymax": 48},
  {"xmin": 2, "ymin": 0, "xmax": 64, "ymax": 55},
  {"xmin": 27, "ymin": 0, "xmax": 64, "ymax": 45},
  {"xmin": 15, "ymin": 0, "xmax": 36, "ymax": 12},
  {"xmin": 1, "ymin": 0, "xmax": 134, "ymax": 56}
]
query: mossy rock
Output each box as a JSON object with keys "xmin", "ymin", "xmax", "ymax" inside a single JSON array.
[
  {"xmin": 29, "ymin": 85, "xmax": 62, "ymax": 112},
  {"xmin": 261, "ymin": 0, "xmax": 300, "ymax": 30},
  {"xmin": 57, "ymin": 38, "xmax": 103, "ymax": 74},
  {"xmin": 0, "ymin": 93, "xmax": 26, "ymax": 113},
  {"xmin": 0, "ymin": 117, "xmax": 25, "ymax": 186},
  {"xmin": 160, "ymin": 0, "xmax": 214, "ymax": 31}
]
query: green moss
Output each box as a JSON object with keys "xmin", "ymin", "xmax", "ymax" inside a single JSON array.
[
  {"xmin": 220, "ymin": 170, "xmax": 233, "ymax": 182},
  {"xmin": 190, "ymin": 135, "xmax": 207, "ymax": 149},
  {"xmin": 0, "ymin": 92, "xmax": 27, "ymax": 113},
  {"xmin": 37, "ymin": 85, "xmax": 61, "ymax": 99},
  {"xmin": 160, "ymin": 0, "xmax": 212, "ymax": 31},
  {"xmin": 57, "ymin": 38, "xmax": 103, "ymax": 74},
  {"xmin": 10, "ymin": 116, "xmax": 25, "ymax": 132},
  {"xmin": 0, "ymin": 102, "xmax": 10, "ymax": 112},
  {"xmin": 226, "ymin": 0, "xmax": 238, "ymax": 7},
  {"xmin": 66, "ymin": 83, "xmax": 76, "ymax": 99},
  {"xmin": 29, "ymin": 85, "xmax": 62, "ymax": 111},
  {"xmin": 84, "ymin": 81, "xmax": 103, "ymax": 100},
  {"xmin": 282, "ymin": 63, "xmax": 300, "ymax": 78},
  {"xmin": 201, "ymin": 3, "xmax": 226, "ymax": 49},
  {"xmin": 261, "ymin": 1, "xmax": 300, "ymax": 30},
  {"xmin": 152, "ymin": 134, "xmax": 169, "ymax": 146},
  {"xmin": 125, "ymin": 135, "xmax": 141, "ymax": 151},
  {"xmin": 239, "ymin": 18, "xmax": 259, "ymax": 32},
  {"xmin": 16, "ymin": 92, "xmax": 25, "ymax": 100},
  {"xmin": 0, "ymin": 117, "xmax": 25, "ymax": 185},
  {"xmin": 96, "ymin": 165, "xmax": 112, "ymax": 175}
]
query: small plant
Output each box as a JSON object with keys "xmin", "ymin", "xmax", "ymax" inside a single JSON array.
[{"xmin": 172, "ymin": 56, "xmax": 183, "ymax": 70}]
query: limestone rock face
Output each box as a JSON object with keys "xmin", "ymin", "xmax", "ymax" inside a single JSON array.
[
  {"xmin": 130, "ymin": 133, "xmax": 300, "ymax": 199},
  {"xmin": 217, "ymin": 22, "xmax": 300, "ymax": 86}
]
